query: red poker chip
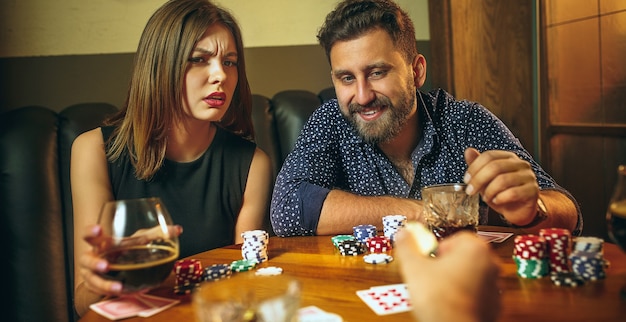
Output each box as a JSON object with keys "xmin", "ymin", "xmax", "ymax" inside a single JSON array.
[
  {"xmin": 174, "ymin": 259, "xmax": 203, "ymax": 284},
  {"xmin": 366, "ymin": 236, "xmax": 392, "ymax": 253},
  {"xmin": 514, "ymin": 235, "xmax": 547, "ymax": 259}
]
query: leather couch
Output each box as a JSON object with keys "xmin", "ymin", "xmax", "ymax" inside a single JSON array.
[{"xmin": 0, "ymin": 88, "xmax": 335, "ymax": 322}]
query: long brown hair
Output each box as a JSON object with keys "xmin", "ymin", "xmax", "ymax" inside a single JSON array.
[{"xmin": 105, "ymin": 0, "xmax": 253, "ymax": 180}]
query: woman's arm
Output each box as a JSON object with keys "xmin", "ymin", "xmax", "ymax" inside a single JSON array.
[
  {"xmin": 71, "ymin": 128, "xmax": 118, "ymax": 316},
  {"xmin": 234, "ymin": 147, "xmax": 273, "ymax": 243}
]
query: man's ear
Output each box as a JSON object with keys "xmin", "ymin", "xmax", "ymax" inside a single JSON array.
[{"xmin": 412, "ymin": 54, "xmax": 427, "ymax": 88}]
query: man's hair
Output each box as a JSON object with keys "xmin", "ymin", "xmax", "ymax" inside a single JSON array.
[
  {"xmin": 317, "ymin": 0, "xmax": 418, "ymax": 64},
  {"xmin": 105, "ymin": 0, "xmax": 253, "ymax": 180}
]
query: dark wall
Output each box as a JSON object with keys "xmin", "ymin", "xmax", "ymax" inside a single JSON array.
[{"xmin": 0, "ymin": 41, "xmax": 431, "ymax": 114}]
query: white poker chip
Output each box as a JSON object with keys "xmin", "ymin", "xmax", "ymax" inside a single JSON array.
[
  {"xmin": 404, "ymin": 222, "xmax": 438, "ymax": 256},
  {"xmin": 363, "ymin": 253, "xmax": 393, "ymax": 264},
  {"xmin": 255, "ymin": 266, "xmax": 283, "ymax": 276}
]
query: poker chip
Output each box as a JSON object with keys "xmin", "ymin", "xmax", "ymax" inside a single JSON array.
[
  {"xmin": 550, "ymin": 271, "xmax": 585, "ymax": 287},
  {"xmin": 569, "ymin": 250, "xmax": 608, "ymax": 281},
  {"xmin": 332, "ymin": 235, "xmax": 356, "ymax": 248},
  {"xmin": 353, "ymin": 224, "xmax": 377, "ymax": 243},
  {"xmin": 241, "ymin": 229, "xmax": 269, "ymax": 263},
  {"xmin": 230, "ymin": 259, "xmax": 258, "ymax": 272},
  {"xmin": 202, "ymin": 263, "xmax": 232, "ymax": 281},
  {"xmin": 366, "ymin": 236, "xmax": 392, "ymax": 253},
  {"xmin": 363, "ymin": 253, "xmax": 393, "ymax": 264},
  {"xmin": 513, "ymin": 235, "xmax": 547, "ymax": 260},
  {"xmin": 382, "ymin": 214, "xmax": 407, "ymax": 243},
  {"xmin": 539, "ymin": 228, "xmax": 572, "ymax": 272},
  {"xmin": 573, "ymin": 236, "xmax": 604, "ymax": 253},
  {"xmin": 513, "ymin": 255, "xmax": 550, "ymax": 278},
  {"xmin": 173, "ymin": 258, "xmax": 203, "ymax": 288},
  {"xmin": 337, "ymin": 239, "xmax": 366, "ymax": 256},
  {"xmin": 173, "ymin": 281, "xmax": 199, "ymax": 295},
  {"xmin": 255, "ymin": 266, "xmax": 283, "ymax": 276}
]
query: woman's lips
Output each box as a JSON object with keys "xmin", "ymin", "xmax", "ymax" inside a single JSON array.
[{"xmin": 204, "ymin": 92, "xmax": 226, "ymax": 107}]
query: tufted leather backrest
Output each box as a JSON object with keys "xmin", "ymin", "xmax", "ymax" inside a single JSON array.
[
  {"xmin": 251, "ymin": 94, "xmax": 280, "ymax": 177},
  {"xmin": 271, "ymin": 90, "xmax": 322, "ymax": 165},
  {"xmin": 0, "ymin": 103, "xmax": 117, "ymax": 322},
  {"xmin": 0, "ymin": 106, "xmax": 71, "ymax": 322}
]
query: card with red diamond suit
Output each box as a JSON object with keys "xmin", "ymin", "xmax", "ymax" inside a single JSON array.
[{"xmin": 356, "ymin": 283, "xmax": 412, "ymax": 315}]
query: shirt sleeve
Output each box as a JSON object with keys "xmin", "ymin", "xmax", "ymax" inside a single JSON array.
[{"xmin": 270, "ymin": 103, "xmax": 341, "ymax": 237}]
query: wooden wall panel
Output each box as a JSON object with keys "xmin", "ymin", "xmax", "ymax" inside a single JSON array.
[{"xmin": 428, "ymin": 0, "xmax": 535, "ymax": 152}]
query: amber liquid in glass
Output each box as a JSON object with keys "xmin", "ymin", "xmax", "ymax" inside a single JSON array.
[{"xmin": 101, "ymin": 244, "xmax": 178, "ymax": 292}]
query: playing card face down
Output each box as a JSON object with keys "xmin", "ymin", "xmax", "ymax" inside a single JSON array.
[
  {"xmin": 477, "ymin": 231, "xmax": 513, "ymax": 243},
  {"xmin": 356, "ymin": 284, "xmax": 412, "ymax": 315},
  {"xmin": 90, "ymin": 294, "xmax": 179, "ymax": 320}
]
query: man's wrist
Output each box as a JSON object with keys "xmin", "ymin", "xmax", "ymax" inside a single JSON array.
[{"xmin": 510, "ymin": 197, "xmax": 548, "ymax": 229}]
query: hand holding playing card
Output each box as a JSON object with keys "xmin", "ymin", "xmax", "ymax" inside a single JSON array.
[{"xmin": 394, "ymin": 230, "xmax": 502, "ymax": 322}]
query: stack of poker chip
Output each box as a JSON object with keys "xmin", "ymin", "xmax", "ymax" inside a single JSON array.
[
  {"xmin": 353, "ymin": 224, "xmax": 377, "ymax": 243},
  {"xmin": 336, "ymin": 238, "xmax": 366, "ymax": 256},
  {"xmin": 173, "ymin": 259, "xmax": 203, "ymax": 294},
  {"xmin": 569, "ymin": 250, "xmax": 609, "ymax": 281},
  {"xmin": 241, "ymin": 229, "xmax": 269, "ymax": 263},
  {"xmin": 230, "ymin": 259, "xmax": 259, "ymax": 272},
  {"xmin": 382, "ymin": 214, "xmax": 407, "ymax": 243},
  {"xmin": 539, "ymin": 228, "xmax": 572, "ymax": 272},
  {"xmin": 332, "ymin": 234, "xmax": 366, "ymax": 256},
  {"xmin": 512, "ymin": 235, "xmax": 550, "ymax": 278},
  {"xmin": 550, "ymin": 271, "xmax": 586, "ymax": 287},
  {"xmin": 202, "ymin": 263, "xmax": 232, "ymax": 282},
  {"xmin": 331, "ymin": 234, "xmax": 357, "ymax": 248},
  {"xmin": 365, "ymin": 235, "xmax": 393, "ymax": 253}
]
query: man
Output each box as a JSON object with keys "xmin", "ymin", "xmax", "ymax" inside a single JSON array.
[{"xmin": 270, "ymin": 0, "xmax": 581, "ymax": 237}]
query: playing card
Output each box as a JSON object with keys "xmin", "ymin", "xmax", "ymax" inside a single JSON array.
[
  {"xmin": 478, "ymin": 231, "xmax": 513, "ymax": 243},
  {"xmin": 297, "ymin": 306, "xmax": 343, "ymax": 322},
  {"xmin": 90, "ymin": 296, "xmax": 153, "ymax": 320},
  {"xmin": 135, "ymin": 294, "xmax": 180, "ymax": 317},
  {"xmin": 356, "ymin": 284, "xmax": 411, "ymax": 315},
  {"xmin": 90, "ymin": 294, "xmax": 180, "ymax": 320}
]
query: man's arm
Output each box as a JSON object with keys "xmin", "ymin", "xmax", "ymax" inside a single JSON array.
[{"xmin": 316, "ymin": 190, "xmax": 422, "ymax": 235}]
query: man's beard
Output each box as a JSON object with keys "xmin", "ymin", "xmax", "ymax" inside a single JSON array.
[{"xmin": 342, "ymin": 86, "xmax": 416, "ymax": 145}]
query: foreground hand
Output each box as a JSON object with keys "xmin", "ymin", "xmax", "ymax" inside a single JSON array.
[
  {"xmin": 395, "ymin": 230, "xmax": 501, "ymax": 322},
  {"xmin": 79, "ymin": 224, "xmax": 122, "ymax": 295},
  {"xmin": 464, "ymin": 147, "xmax": 539, "ymax": 226},
  {"xmin": 79, "ymin": 224, "xmax": 182, "ymax": 295}
]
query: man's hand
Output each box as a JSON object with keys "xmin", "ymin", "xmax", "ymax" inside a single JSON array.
[{"xmin": 464, "ymin": 147, "xmax": 539, "ymax": 226}]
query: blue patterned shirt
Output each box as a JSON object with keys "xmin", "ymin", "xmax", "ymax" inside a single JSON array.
[{"xmin": 270, "ymin": 89, "xmax": 582, "ymax": 237}]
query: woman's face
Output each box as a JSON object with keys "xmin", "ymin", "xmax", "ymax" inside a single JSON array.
[{"xmin": 182, "ymin": 23, "xmax": 239, "ymax": 123}]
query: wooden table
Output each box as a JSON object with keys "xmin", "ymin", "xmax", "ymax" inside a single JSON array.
[{"xmin": 79, "ymin": 226, "xmax": 626, "ymax": 321}]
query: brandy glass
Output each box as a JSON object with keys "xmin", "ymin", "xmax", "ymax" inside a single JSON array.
[
  {"xmin": 96, "ymin": 197, "xmax": 180, "ymax": 294},
  {"xmin": 606, "ymin": 165, "xmax": 626, "ymax": 300}
]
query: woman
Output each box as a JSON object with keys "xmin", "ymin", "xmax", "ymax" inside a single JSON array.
[{"xmin": 70, "ymin": 0, "xmax": 272, "ymax": 315}]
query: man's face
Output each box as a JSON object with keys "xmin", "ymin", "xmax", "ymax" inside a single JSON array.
[{"xmin": 330, "ymin": 28, "xmax": 419, "ymax": 144}]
